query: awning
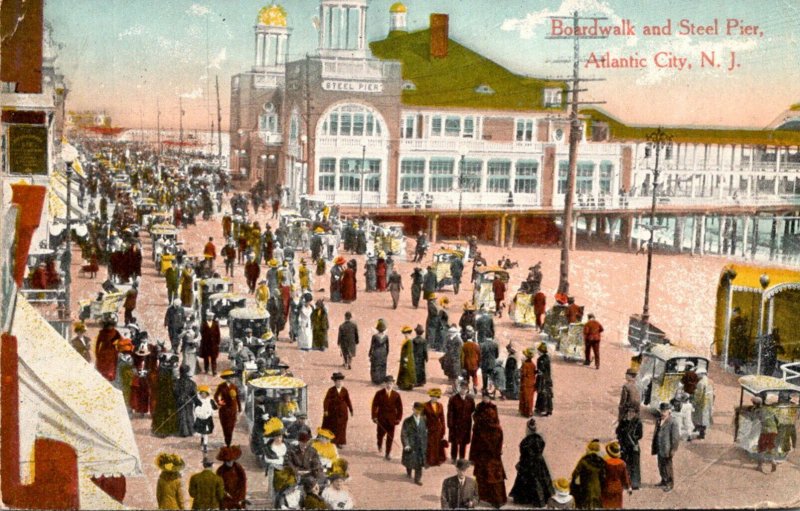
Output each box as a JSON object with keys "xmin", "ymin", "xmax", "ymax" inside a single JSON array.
[
  {"xmin": 9, "ymin": 296, "xmax": 141, "ymax": 506},
  {"xmin": 48, "ymin": 172, "xmax": 84, "ymax": 220}
]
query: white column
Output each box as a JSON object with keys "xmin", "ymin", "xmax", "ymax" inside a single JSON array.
[
  {"xmin": 423, "ymin": 157, "xmax": 429, "ymax": 193},
  {"xmin": 339, "ymin": 6, "xmax": 346, "ymax": 49},
  {"xmin": 509, "ymin": 160, "xmax": 517, "ymax": 198},
  {"xmin": 742, "ymin": 216, "xmax": 750, "ymax": 257},
  {"xmin": 255, "ymin": 32, "xmax": 263, "ymax": 67},
  {"xmin": 277, "ymin": 35, "xmax": 286, "ymax": 65},
  {"xmin": 359, "ymin": 6, "xmax": 367, "ymax": 50}
]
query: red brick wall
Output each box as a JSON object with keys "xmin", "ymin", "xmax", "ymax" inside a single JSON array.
[
  {"xmin": 537, "ymin": 120, "xmax": 549, "ymax": 142},
  {"xmin": 541, "ymin": 145, "xmax": 556, "ymax": 207},
  {"xmin": 438, "ymin": 217, "xmax": 496, "ymax": 242},
  {"xmin": 482, "ymin": 117, "xmax": 514, "ymax": 142},
  {"xmin": 621, "ymin": 145, "xmax": 633, "ymax": 192},
  {"xmin": 515, "ymin": 217, "xmax": 560, "ymax": 245},
  {"xmin": 1, "ymin": 0, "xmax": 43, "ymax": 93}
]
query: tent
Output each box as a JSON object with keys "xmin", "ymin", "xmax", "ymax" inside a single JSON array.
[
  {"xmin": 8, "ymin": 296, "xmax": 142, "ymax": 509},
  {"xmin": 714, "ymin": 263, "xmax": 800, "ymax": 374}
]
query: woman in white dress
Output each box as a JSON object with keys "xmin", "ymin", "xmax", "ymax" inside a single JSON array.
[
  {"xmin": 297, "ymin": 294, "xmax": 314, "ymax": 351},
  {"xmin": 321, "ymin": 474, "xmax": 354, "ymax": 510},
  {"xmin": 180, "ymin": 325, "xmax": 200, "ymax": 377}
]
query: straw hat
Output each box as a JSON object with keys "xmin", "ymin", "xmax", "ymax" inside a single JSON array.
[
  {"xmin": 586, "ymin": 439, "xmax": 601, "ymax": 453},
  {"xmin": 439, "ymin": 296, "xmax": 450, "ymax": 307},
  {"xmin": 606, "ymin": 441, "xmax": 621, "ymax": 458},
  {"xmin": 427, "ymin": 388, "xmax": 442, "ymax": 398},
  {"xmin": 537, "ymin": 342, "xmax": 548, "ymax": 354},
  {"xmin": 554, "ymin": 478, "xmax": 570, "ymax": 494},
  {"xmin": 268, "ymin": 259, "xmax": 278, "ymax": 267},
  {"xmin": 401, "ymin": 325, "xmax": 413, "ymax": 334},
  {"xmin": 155, "ymin": 452, "xmax": 185, "ymax": 473},
  {"xmin": 73, "ymin": 321, "xmax": 86, "ymax": 333},
  {"xmin": 334, "ymin": 256, "xmax": 346, "ymax": 265},
  {"xmin": 317, "ymin": 428, "xmax": 336, "ymax": 440},
  {"xmin": 220, "ymin": 369, "xmax": 235, "ymax": 378},
  {"xmin": 523, "ymin": 348, "xmax": 535, "ymax": 359},
  {"xmin": 463, "ymin": 302, "xmax": 476, "ymax": 311},
  {"xmin": 314, "ymin": 227, "xmax": 325, "ymax": 234},
  {"xmin": 263, "ymin": 417, "xmax": 285, "ymax": 437},
  {"xmin": 197, "ymin": 385, "xmax": 210, "ymax": 394}
]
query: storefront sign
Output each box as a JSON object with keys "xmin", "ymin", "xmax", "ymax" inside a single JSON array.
[
  {"xmin": 8, "ymin": 125, "xmax": 48, "ymax": 175},
  {"xmin": 322, "ymin": 80, "xmax": 383, "ymax": 93}
]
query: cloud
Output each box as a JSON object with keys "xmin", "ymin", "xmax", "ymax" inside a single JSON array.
[
  {"xmin": 187, "ymin": 4, "xmax": 210, "ymax": 17},
  {"xmin": 180, "ymin": 87, "xmax": 204, "ymax": 99},
  {"xmin": 501, "ymin": 0, "xmax": 619, "ymax": 40},
  {"xmin": 117, "ymin": 25, "xmax": 144, "ymax": 40},
  {"xmin": 208, "ymin": 47, "xmax": 227, "ymax": 70}
]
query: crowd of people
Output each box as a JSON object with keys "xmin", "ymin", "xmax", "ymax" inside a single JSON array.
[{"xmin": 57, "ymin": 140, "xmax": 743, "ymax": 510}]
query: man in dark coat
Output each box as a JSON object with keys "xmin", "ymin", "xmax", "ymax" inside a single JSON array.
[
  {"xmin": 401, "ymin": 402, "xmax": 428, "ymax": 485},
  {"xmin": 215, "ymin": 370, "xmax": 241, "ymax": 447},
  {"xmin": 200, "ymin": 312, "xmax": 221, "ymax": 375},
  {"xmin": 480, "ymin": 338, "xmax": 499, "ymax": 394},
  {"xmin": 459, "ymin": 303, "xmax": 477, "ymax": 338},
  {"xmin": 356, "ymin": 228, "xmax": 368, "ymax": 255},
  {"xmin": 504, "ymin": 345, "xmax": 520, "ymax": 400},
  {"xmin": 365, "ymin": 256, "xmax": 377, "ymax": 292},
  {"xmin": 571, "ymin": 439, "xmax": 607, "ymax": 509},
  {"xmin": 165, "ymin": 265, "xmax": 180, "ymax": 303},
  {"xmin": 244, "ymin": 256, "xmax": 260, "ymax": 293},
  {"xmin": 652, "ymin": 402, "xmax": 680, "ymax": 492},
  {"xmin": 189, "ymin": 459, "xmax": 226, "ymax": 510},
  {"xmin": 410, "ymin": 267, "xmax": 423, "ymax": 308},
  {"xmin": 447, "ymin": 382, "xmax": 475, "ymax": 462},
  {"xmin": 492, "ymin": 277, "xmax": 506, "ymax": 317},
  {"xmin": 509, "ymin": 418, "xmax": 553, "ymax": 506},
  {"xmin": 441, "ymin": 459, "xmax": 480, "ymax": 509},
  {"xmin": 412, "ymin": 324, "xmax": 427, "ymax": 386},
  {"xmin": 286, "ymin": 432, "xmax": 324, "ymax": 482},
  {"xmin": 450, "ymin": 257, "xmax": 464, "ymax": 294},
  {"xmin": 423, "ymin": 266, "xmax": 438, "ymax": 299},
  {"xmin": 336, "ymin": 312, "xmax": 359, "ymax": 370},
  {"xmin": 426, "ymin": 298, "xmax": 441, "ymax": 351},
  {"xmin": 371, "ymin": 375, "xmax": 404, "ymax": 460},
  {"xmin": 164, "ymin": 298, "xmax": 186, "ymax": 353},
  {"xmin": 475, "ymin": 307, "xmax": 495, "ymax": 344},
  {"xmin": 322, "ymin": 372, "xmax": 354, "ymax": 448}
]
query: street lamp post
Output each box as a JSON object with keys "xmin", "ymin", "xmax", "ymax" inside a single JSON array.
[
  {"xmin": 457, "ymin": 154, "xmax": 465, "ymax": 240},
  {"xmin": 756, "ymin": 273, "xmax": 770, "ymax": 375},
  {"xmin": 641, "ymin": 127, "xmax": 673, "ymax": 326},
  {"xmin": 260, "ymin": 154, "xmax": 267, "ymax": 183},
  {"xmin": 61, "ymin": 145, "xmax": 78, "ymax": 326},
  {"xmin": 359, "ymin": 144, "xmax": 367, "ymax": 214}
]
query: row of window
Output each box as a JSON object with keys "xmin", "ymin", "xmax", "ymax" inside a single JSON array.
[
  {"xmin": 399, "ymin": 158, "xmax": 539, "ymax": 194},
  {"xmin": 401, "ymin": 115, "xmax": 539, "ymax": 142},
  {"xmin": 318, "ymin": 157, "xmax": 381, "ymax": 192},
  {"xmin": 557, "ymin": 161, "xmax": 615, "ymax": 194},
  {"xmin": 321, "ymin": 105, "xmax": 383, "ymax": 137}
]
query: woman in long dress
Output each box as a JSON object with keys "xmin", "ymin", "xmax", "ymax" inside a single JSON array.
[
  {"xmin": 152, "ymin": 354, "xmax": 180, "ymax": 437},
  {"xmin": 311, "ymin": 299, "xmax": 329, "ymax": 351},
  {"xmin": 368, "ymin": 319, "xmax": 390, "ymax": 385},
  {"xmin": 297, "ymin": 295, "xmax": 314, "ymax": 350},
  {"xmin": 397, "ymin": 326, "xmax": 417, "ymax": 391},
  {"xmin": 180, "ymin": 326, "xmax": 200, "ymax": 377},
  {"xmin": 470, "ymin": 395, "xmax": 507, "ymax": 508},
  {"xmin": 519, "ymin": 349, "xmax": 537, "ymax": 417},
  {"xmin": 509, "ymin": 418, "xmax": 553, "ymax": 506},
  {"xmin": 534, "ymin": 343, "xmax": 553, "ymax": 416},
  {"xmin": 174, "ymin": 365, "xmax": 197, "ymax": 438}
]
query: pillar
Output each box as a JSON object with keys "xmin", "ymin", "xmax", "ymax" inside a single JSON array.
[
  {"xmin": 635, "ymin": 215, "xmax": 642, "ymax": 251},
  {"xmin": 508, "ymin": 216, "xmax": 517, "ymax": 248},
  {"xmin": 499, "ymin": 214, "xmax": 508, "ymax": 247},
  {"xmin": 586, "ymin": 216, "xmax": 594, "ymax": 240},
  {"xmin": 769, "ymin": 215, "xmax": 778, "ymax": 260},
  {"xmin": 730, "ymin": 217, "xmax": 738, "ymax": 255},
  {"xmin": 698, "ymin": 215, "xmax": 706, "ymax": 256},
  {"xmin": 673, "ymin": 216, "xmax": 685, "ymax": 253},
  {"xmin": 742, "ymin": 216, "xmax": 750, "ymax": 257},
  {"xmin": 608, "ymin": 217, "xmax": 617, "ymax": 246},
  {"xmin": 623, "ymin": 216, "xmax": 634, "ymax": 251},
  {"xmin": 751, "ymin": 216, "xmax": 759, "ymax": 260},
  {"xmin": 717, "ymin": 216, "xmax": 724, "ymax": 255},
  {"xmin": 431, "ymin": 214, "xmax": 439, "ymax": 243}
]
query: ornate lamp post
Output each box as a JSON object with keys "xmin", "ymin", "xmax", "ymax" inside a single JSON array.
[
  {"xmin": 756, "ymin": 273, "xmax": 770, "ymax": 375},
  {"xmin": 641, "ymin": 127, "xmax": 673, "ymax": 326},
  {"xmin": 61, "ymin": 144, "xmax": 79, "ymax": 325}
]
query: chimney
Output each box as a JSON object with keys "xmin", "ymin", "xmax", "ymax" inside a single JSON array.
[{"xmin": 429, "ymin": 13, "xmax": 448, "ymax": 59}]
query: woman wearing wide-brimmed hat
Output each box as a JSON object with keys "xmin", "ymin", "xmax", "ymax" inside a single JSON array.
[
  {"xmin": 509, "ymin": 418, "xmax": 553, "ymax": 506},
  {"xmin": 600, "ymin": 441, "xmax": 631, "ymax": 509},
  {"xmin": 322, "ymin": 372, "xmax": 354, "ymax": 447},
  {"xmin": 397, "ymin": 326, "xmax": 417, "ymax": 391},
  {"xmin": 216, "ymin": 446, "xmax": 247, "ymax": 509},
  {"xmin": 155, "ymin": 453, "xmax": 186, "ymax": 510}
]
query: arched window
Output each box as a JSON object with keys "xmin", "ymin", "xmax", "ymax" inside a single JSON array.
[{"xmin": 319, "ymin": 104, "xmax": 385, "ymax": 138}]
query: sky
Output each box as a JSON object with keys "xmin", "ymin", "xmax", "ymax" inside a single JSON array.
[{"xmin": 45, "ymin": 0, "xmax": 800, "ymax": 131}]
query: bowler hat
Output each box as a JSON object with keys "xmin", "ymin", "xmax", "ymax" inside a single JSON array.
[
  {"xmin": 297, "ymin": 432, "xmax": 311, "ymax": 443},
  {"xmin": 659, "ymin": 402, "xmax": 672, "ymax": 411},
  {"xmin": 554, "ymin": 478, "xmax": 570, "ymax": 494},
  {"xmin": 586, "ymin": 439, "xmax": 601, "ymax": 453},
  {"xmin": 625, "ymin": 368, "xmax": 638, "ymax": 377},
  {"xmin": 415, "ymin": 324, "xmax": 425, "ymax": 335},
  {"xmin": 331, "ymin": 372, "xmax": 345, "ymax": 381},
  {"xmin": 383, "ymin": 375, "xmax": 395, "ymax": 383},
  {"xmin": 455, "ymin": 459, "xmax": 471, "ymax": 471},
  {"xmin": 606, "ymin": 441, "xmax": 621, "ymax": 458}
]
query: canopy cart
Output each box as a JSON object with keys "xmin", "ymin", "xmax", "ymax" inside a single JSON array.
[
  {"xmin": 734, "ymin": 375, "xmax": 800, "ymax": 461},
  {"xmin": 635, "ymin": 344, "xmax": 710, "ymax": 411}
]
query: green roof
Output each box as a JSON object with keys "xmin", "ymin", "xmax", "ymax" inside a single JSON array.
[
  {"xmin": 790, "ymin": 103, "xmax": 800, "ymax": 111},
  {"xmin": 370, "ymin": 30, "xmax": 566, "ymax": 111},
  {"xmin": 582, "ymin": 108, "xmax": 800, "ymax": 146}
]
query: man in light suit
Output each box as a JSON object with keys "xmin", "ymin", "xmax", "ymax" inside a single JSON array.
[
  {"xmin": 440, "ymin": 459, "xmax": 479, "ymax": 509},
  {"xmin": 652, "ymin": 402, "xmax": 681, "ymax": 492}
]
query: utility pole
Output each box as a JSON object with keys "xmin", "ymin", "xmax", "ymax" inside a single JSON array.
[
  {"xmin": 216, "ymin": 75, "xmax": 223, "ymax": 164},
  {"xmin": 179, "ymin": 97, "xmax": 184, "ymax": 157},
  {"xmin": 305, "ymin": 54, "xmax": 313, "ymax": 197},
  {"xmin": 547, "ymin": 11, "xmax": 607, "ymax": 295},
  {"xmin": 156, "ymin": 99, "xmax": 162, "ymax": 179}
]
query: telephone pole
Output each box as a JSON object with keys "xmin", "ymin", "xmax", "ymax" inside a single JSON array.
[
  {"xmin": 156, "ymin": 98, "xmax": 162, "ymax": 178},
  {"xmin": 547, "ymin": 11, "xmax": 607, "ymax": 295},
  {"xmin": 179, "ymin": 97, "xmax": 184, "ymax": 156},
  {"xmin": 216, "ymin": 75, "xmax": 223, "ymax": 164}
]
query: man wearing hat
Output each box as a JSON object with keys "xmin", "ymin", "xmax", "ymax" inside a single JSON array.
[
  {"xmin": 547, "ymin": 478, "xmax": 574, "ymax": 508},
  {"xmin": 337, "ymin": 312, "xmax": 359, "ymax": 370},
  {"xmin": 215, "ymin": 370, "xmax": 242, "ymax": 447},
  {"xmin": 222, "ymin": 238, "xmax": 237, "ymax": 277},
  {"xmin": 216, "ymin": 446, "xmax": 247, "ymax": 509},
  {"xmin": 371, "ymin": 375, "xmax": 404, "ymax": 460},
  {"xmin": 200, "ymin": 311, "xmax": 221, "ymax": 375},
  {"xmin": 286, "ymin": 432, "xmax": 324, "ymax": 482},
  {"xmin": 616, "ymin": 369, "xmax": 643, "ymax": 489},
  {"xmin": 475, "ymin": 305, "xmax": 495, "ymax": 344},
  {"xmin": 188, "ymin": 458, "xmax": 226, "ymax": 510},
  {"xmin": 460, "ymin": 334, "xmax": 481, "ymax": 395},
  {"xmin": 447, "ymin": 381, "xmax": 475, "ymax": 463},
  {"xmin": 71, "ymin": 321, "xmax": 91, "ymax": 363},
  {"xmin": 164, "ymin": 299, "xmax": 186, "ymax": 353},
  {"xmin": 423, "ymin": 265, "xmax": 438, "ymax": 301},
  {"xmin": 322, "ymin": 372, "xmax": 354, "ymax": 448},
  {"xmin": 286, "ymin": 412, "xmax": 312, "ymax": 442},
  {"xmin": 244, "ymin": 255, "xmax": 260, "ymax": 293},
  {"xmin": 401, "ymin": 402, "xmax": 428, "ymax": 486},
  {"xmin": 582, "ymin": 313, "xmax": 604, "ymax": 369},
  {"xmin": 441, "ymin": 459, "xmax": 479, "ymax": 509},
  {"xmin": 426, "ymin": 296, "xmax": 442, "ymax": 351},
  {"xmin": 651, "ymin": 402, "xmax": 680, "ymax": 491}
]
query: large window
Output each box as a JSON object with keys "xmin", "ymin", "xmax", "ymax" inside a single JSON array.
[
  {"xmin": 289, "ymin": 114, "xmax": 299, "ymax": 144},
  {"xmin": 487, "ymin": 160, "xmax": 511, "ymax": 193},
  {"xmin": 599, "ymin": 161, "xmax": 614, "ymax": 194},
  {"xmin": 321, "ymin": 105, "xmax": 383, "ymax": 137},
  {"xmin": 445, "ymin": 116, "xmax": 461, "ymax": 137},
  {"xmin": 515, "ymin": 160, "xmax": 538, "ymax": 193},
  {"xmin": 515, "ymin": 119, "xmax": 534, "ymax": 142},
  {"xmin": 400, "ymin": 159, "xmax": 424, "ymax": 192},
  {"xmin": 336, "ymin": 158, "xmax": 380, "ymax": 192},
  {"xmin": 319, "ymin": 158, "xmax": 335, "ymax": 191},
  {"xmin": 364, "ymin": 159, "xmax": 381, "ymax": 192},
  {"xmin": 460, "ymin": 159, "xmax": 482, "ymax": 192},
  {"xmin": 431, "ymin": 116, "xmax": 443, "ymax": 137},
  {"xmin": 429, "ymin": 158, "xmax": 454, "ymax": 192},
  {"xmin": 558, "ymin": 161, "xmax": 569, "ymax": 194},
  {"xmin": 577, "ymin": 162, "xmax": 594, "ymax": 194},
  {"xmin": 259, "ymin": 113, "xmax": 279, "ymax": 133},
  {"xmin": 402, "ymin": 115, "xmax": 415, "ymax": 139},
  {"xmin": 463, "ymin": 117, "xmax": 475, "ymax": 138},
  {"xmin": 430, "ymin": 115, "xmax": 479, "ymax": 138}
]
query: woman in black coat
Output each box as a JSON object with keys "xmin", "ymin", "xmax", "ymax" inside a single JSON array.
[
  {"xmin": 534, "ymin": 343, "xmax": 553, "ymax": 416},
  {"xmin": 509, "ymin": 418, "xmax": 553, "ymax": 506}
]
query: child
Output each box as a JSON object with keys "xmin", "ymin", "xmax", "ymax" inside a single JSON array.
[
  {"xmin": 547, "ymin": 477, "xmax": 575, "ymax": 509},
  {"xmin": 490, "ymin": 359, "xmax": 507, "ymax": 400},
  {"xmin": 193, "ymin": 385, "xmax": 218, "ymax": 453}
]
